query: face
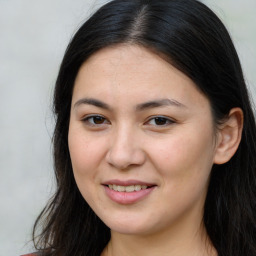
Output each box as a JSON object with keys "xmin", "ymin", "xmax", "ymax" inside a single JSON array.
[{"xmin": 68, "ymin": 44, "xmax": 219, "ymax": 236}]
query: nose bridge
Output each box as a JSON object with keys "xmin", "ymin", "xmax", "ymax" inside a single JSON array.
[{"xmin": 106, "ymin": 123, "xmax": 145, "ymax": 169}]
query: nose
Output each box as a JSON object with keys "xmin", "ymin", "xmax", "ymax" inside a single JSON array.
[{"xmin": 106, "ymin": 126, "xmax": 146, "ymax": 170}]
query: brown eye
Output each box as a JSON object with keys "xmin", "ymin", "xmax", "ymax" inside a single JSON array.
[
  {"xmin": 83, "ymin": 115, "xmax": 110, "ymax": 126},
  {"xmin": 147, "ymin": 116, "xmax": 175, "ymax": 126},
  {"xmin": 154, "ymin": 117, "xmax": 168, "ymax": 125},
  {"xmin": 92, "ymin": 116, "xmax": 106, "ymax": 124}
]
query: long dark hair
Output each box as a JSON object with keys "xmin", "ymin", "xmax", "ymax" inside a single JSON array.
[{"xmin": 33, "ymin": 0, "xmax": 256, "ymax": 255}]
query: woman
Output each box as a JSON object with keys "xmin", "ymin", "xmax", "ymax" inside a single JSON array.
[{"xmin": 28, "ymin": 0, "xmax": 256, "ymax": 255}]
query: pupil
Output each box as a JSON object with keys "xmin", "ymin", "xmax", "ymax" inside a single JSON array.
[
  {"xmin": 155, "ymin": 117, "xmax": 166, "ymax": 125},
  {"xmin": 94, "ymin": 116, "xmax": 104, "ymax": 124}
]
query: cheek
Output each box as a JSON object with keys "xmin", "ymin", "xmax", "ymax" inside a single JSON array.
[
  {"xmin": 68, "ymin": 129, "xmax": 105, "ymax": 182},
  {"xmin": 68, "ymin": 129, "xmax": 107, "ymax": 207},
  {"xmin": 148, "ymin": 134, "xmax": 215, "ymax": 219},
  {"xmin": 148, "ymin": 130, "xmax": 215, "ymax": 187}
]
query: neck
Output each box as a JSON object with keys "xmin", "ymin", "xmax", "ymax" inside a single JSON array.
[{"xmin": 102, "ymin": 223, "xmax": 217, "ymax": 256}]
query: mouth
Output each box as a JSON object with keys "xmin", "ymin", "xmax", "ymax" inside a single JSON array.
[
  {"xmin": 102, "ymin": 180, "xmax": 157, "ymax": 204},
  {"xmin": 106, "ymin": 184, "xmax": 154, "ymax": 192}
]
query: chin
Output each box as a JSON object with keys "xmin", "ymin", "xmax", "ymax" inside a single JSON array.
[
  {"xmin": 110, "ymin": 224, "xmax": 151, "ymax": 235},
  {"xmin": 102, "ymin": 214, "xmax": 159, "ymax": 236}
]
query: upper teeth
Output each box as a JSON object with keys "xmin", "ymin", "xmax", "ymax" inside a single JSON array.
[{"xmin": 108, "ymin": 184, "xmax": 148, "ymax": 192}]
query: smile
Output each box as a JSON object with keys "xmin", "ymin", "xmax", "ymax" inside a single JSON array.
[
  {"xmin": 108, "ymin": 184, "xmax": 148, "ymax": 192},
  {"xmin": 103, "ymin": 180, "xmax": 156, "ymax": 204}
]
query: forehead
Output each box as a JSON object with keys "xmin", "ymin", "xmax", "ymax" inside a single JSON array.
[
  {"xmin": 73, "ymin": 44, "xmax": 209, "ymax": 110},
  {"xmin": 77, "ymin": 44, "xmax": 186, "ymax": 82}
]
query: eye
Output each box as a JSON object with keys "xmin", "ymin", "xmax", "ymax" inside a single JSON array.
[
  {"xmin": 82, "ymin": 115, "xmax": 110, "ymax": 127},
  {"xmin": 146, "ymin": 116, "xmax": 175, "ymax": 126}
]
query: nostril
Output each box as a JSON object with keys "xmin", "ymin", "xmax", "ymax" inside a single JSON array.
[{"xmin": 106, "ymin": 146, "xmax": 146, "ymax": 170}]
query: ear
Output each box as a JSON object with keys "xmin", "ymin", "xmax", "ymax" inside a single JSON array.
[{"xmin": 214, "ymin": 108, "xmax": 243, "ymax": 165}]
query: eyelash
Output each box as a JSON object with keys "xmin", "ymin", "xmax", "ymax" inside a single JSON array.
[
  {"xmin": 82, "ymin": 115, "xmax": 110, "ymax": 127},
  {"xmin": 145, "ymin": 116, "xmax": 175, "ymax": 127},
  {"xmin": 81, "ymin": 115, "xmax": 175, "ymax": 128}
]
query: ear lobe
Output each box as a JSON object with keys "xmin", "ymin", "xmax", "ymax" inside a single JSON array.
[{"xmin": 214, "ymin": 108, "xmax": 243, "ymax": 165}]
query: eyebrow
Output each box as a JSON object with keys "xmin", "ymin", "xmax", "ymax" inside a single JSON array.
[
  {"xmin": 74, "ymin": 98, "xmax": 111, "ymax": 110},
  {"xmin": 73, "ymin": 97, "xmax": 186, "ymax": 111},
  {"xmin": 135, "ymin": 98, "xmax": 186, "ymax": 111}
]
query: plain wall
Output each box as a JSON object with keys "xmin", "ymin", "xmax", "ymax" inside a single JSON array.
[{"xmin": 0, "ymin": 0, "xmax": 255, "ymax": 255}]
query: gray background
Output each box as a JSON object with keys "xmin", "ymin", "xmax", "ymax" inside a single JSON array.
[{"xmin": 0, "ymin": 0, "xmax": 255, "ymax": 255}]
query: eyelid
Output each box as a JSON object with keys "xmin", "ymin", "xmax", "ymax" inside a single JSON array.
[
  {"xmin": 144, "ymin": 115, "xmax": 176, "ymax": 126},
  {"xmin": 80, "ymin": 114, "xmax": 176, "ymax": 128},
  {"xmin": 81, "ymin": 114, "xmax": 110, "ymax": 127}
]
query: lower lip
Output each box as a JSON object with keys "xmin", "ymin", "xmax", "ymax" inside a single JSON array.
[{"xmin": 104, "ymin": 186, "xmax": 156, "ymax": 204}]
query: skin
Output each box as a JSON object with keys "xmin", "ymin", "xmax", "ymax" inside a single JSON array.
[{"xmin": 68, "ymin": 44, "xmax": 242, "ymax": 256}]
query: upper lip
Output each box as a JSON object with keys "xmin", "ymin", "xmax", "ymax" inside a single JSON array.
[{"xmin": 102, "ymin": 179, "xmax": 156, "ymax": 187}]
